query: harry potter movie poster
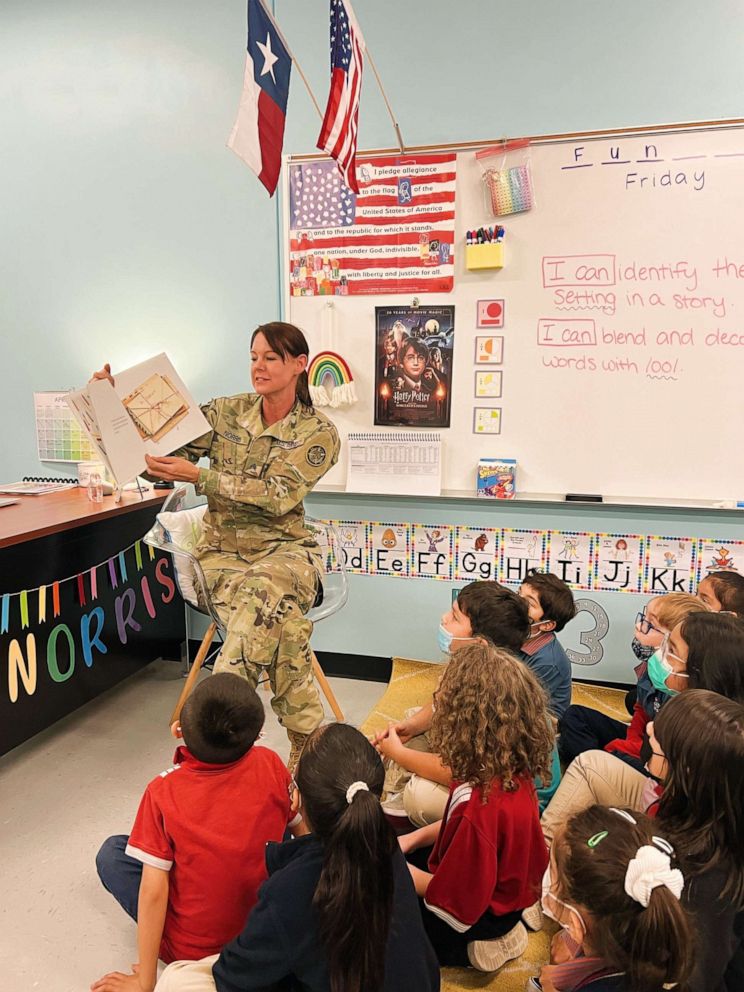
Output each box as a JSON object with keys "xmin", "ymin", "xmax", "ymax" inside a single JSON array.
[{"xmin": 374, "ymin": 305, "xmax": 455, "ymax": 428}]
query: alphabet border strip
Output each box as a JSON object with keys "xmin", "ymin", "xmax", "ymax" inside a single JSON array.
[{"xmin": 330, "ymin": 522, "xmax": 741, "ymax": 594}]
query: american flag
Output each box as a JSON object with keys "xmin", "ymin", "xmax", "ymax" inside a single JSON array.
[
  {"xmin": 288, "ymin": 153, "xmax": 456, "ymax": 295},
  {"xmin": 316, "ymin": 0, "xmax": 365, "ymax": 194}
]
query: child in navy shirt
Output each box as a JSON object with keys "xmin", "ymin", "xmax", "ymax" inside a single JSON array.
[
  {"xmin": 519, "ymin": 570, "xmax": 576, "ymax": 717},
  {"xmin": 535, "ymin": 805, "xmax": 691, "ymax": 992},
  {"xmin": 155, "ymin": 724, "xmax": 440, "ymax": 992}
]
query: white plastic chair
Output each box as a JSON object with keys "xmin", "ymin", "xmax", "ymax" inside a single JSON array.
[{"xmin": 143, "ymin": 485, "xmax": 348, "ymax": 724}]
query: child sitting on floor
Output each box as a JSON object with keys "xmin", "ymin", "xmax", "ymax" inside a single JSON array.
[
  {"xmin": 519, "ymin": 570, "xmax": 577, "ymax": 718},
  {"xmin": 373, "ymin": 580, "xmax": 530, "ymax": 824},
  {"xmin": 154, "ymin": 724, "xmax": 440, "ymax": 992},
  {"xmin": 400, "ymin": 642, "xmax": 553, "ymax": 973},
  {"xmin": 535, "ymin": 804, "xmax": 691, "ymax": 992},
  {"xmin": 559, "ymin": 592, "xmax": 703, "ymax": 768},
  {"xmin": 92, "ymin": 674, "xmax": 299, "ymax": 992},
  {"xmin": 697, "ymin": 569, "xmax": 744, "ymax": 614}
]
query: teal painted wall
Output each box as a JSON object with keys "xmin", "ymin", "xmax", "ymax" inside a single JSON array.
[
  {"xmin": 0, "ymin": 1, "xmax": 278, "ymax": 482},
  {"xmin": 4, "ymin": 1, "xmax": 744, "ymax": 680}
]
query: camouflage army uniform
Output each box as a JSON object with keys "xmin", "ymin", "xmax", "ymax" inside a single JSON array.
[{"xmin": 176, "ymin": 393, "xmax": 340, "ymax": 735}]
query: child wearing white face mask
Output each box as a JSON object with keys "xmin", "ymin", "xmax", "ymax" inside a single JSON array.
[{"xmin": 533, "ymin": 805, "xmax": 691, "ymax": 992}]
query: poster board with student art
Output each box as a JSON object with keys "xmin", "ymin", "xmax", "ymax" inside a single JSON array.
[{"xmin": 284, "ymin": 124, "xmax": 744, "ymax": 502}]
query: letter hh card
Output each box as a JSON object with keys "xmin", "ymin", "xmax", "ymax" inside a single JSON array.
[
  {"xmin": 410, "ymin": 524, "xmax": 454, "ymax": 580},
  {"xmin": 499, "ymin": 529, "xmax": 547, "ymax": 584}
]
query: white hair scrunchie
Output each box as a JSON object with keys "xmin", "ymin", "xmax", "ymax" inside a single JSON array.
[
  {"xmin": 345, "ymin": 781, "xmax": 369, "ymax": 805},
  {"xmin": 624, "ymin": 845, "xmax": 684, "ymax": 907}
]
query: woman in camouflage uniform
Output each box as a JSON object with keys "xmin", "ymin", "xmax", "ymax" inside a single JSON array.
[{"xmin": 94, "ymin": 323, "xmax": 340, "ymax": 768}]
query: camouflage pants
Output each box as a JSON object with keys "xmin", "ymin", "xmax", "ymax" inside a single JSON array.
[{"xmin": 198, "ymin": 545, "xmax": 324, "ymax": 735}]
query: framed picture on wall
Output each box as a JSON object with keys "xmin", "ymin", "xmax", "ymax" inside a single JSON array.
[
  {"xmin": 474, "ymin": 335, "xmax": 504, "ymax": 364},
  {"xmin": 474, "ymin": 370, "xmax": 503, "ymax": 398},
  {"xmin": 473, "ymin": 407, "xmax": 502, "ymax": 434},
  {"xmin": 374, "ymin": 305, "xmax": 455, "ymax": 428},
  {"xmin": 476, "ymin": 299, "xmax": 505, "ymax": 328}
]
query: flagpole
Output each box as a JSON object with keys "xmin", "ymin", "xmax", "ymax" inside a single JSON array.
[
  {"xmin": 364, "ymin": 48, "xmax": 406, "ymax": 153},
  {"xmin": 258, "ymin": 0, "xmax": 324, "ymax": 121},
  {"xmin": 291, "ymin": 59, "xmax": 325, "ymax": 123}
]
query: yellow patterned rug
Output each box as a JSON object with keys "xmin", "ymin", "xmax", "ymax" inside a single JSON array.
[{"xmin": 361, "ymin": 658, "xmax": 628, "ymax": 992}]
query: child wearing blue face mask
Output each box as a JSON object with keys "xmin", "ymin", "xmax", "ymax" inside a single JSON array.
[
  {"xmin": 373, "ymin": 581, "xmax": 530, "ymax": 825},
  {"xmin": 559, "ymin": 593, "xmax": 703, "ymax": 769},
  {"xmin": 533, "ymin": 805, "xmax": 691, "ymax": 992}
]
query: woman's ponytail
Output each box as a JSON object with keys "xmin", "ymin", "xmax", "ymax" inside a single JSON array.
[
  {"xmin": 296, "ymin": 369, "xmax": 312, "ymax": 407},
  {"xmin": 297, "ymin": 725, "xmax": 396, "ymax": 992}
]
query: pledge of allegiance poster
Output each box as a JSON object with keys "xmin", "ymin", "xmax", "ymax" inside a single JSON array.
[{"xmin": 374, "ymin": 305, "xmax": 455, "ymax": 428}]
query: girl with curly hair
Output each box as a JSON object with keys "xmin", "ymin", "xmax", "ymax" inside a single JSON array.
[{"xmin": 399, "ymin": 641, "xmax": 554, "ymax": 973}]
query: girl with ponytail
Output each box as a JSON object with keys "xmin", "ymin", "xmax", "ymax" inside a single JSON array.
[
  {"xmin": 534, "ymin": 804, "xmax": 693, "ymax": 992},
  {"xmin": 155, "ymin": 723, "xmax": 439, "ymax": 992}
]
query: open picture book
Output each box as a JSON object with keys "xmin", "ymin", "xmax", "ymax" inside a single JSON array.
[{"xmin": 65, "ymin": 353, "xmax": 210, "ymax": 486}]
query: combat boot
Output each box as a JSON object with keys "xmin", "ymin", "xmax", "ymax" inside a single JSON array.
[{"xmin": 286, "ymin": 729, "xmax": 309, "ymax": 775}]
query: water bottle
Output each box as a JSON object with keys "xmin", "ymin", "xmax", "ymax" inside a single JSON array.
[{"xmin": 88, "ymin": 472, "xmax": 103, "ymax": 503}]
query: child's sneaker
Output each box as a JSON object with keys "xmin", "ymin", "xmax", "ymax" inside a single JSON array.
[
  {"xmin": 521, "ymin": 900, "xmax": 544, "ymax": 931},
  {"xmin": 467, "ymin": 921, "xmax": 528, "ymax": 972}
]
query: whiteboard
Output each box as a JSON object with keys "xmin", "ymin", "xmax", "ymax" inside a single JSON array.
[{"xmin": 285, "ymin": 125, "xmax": 744, "ymax": 502}]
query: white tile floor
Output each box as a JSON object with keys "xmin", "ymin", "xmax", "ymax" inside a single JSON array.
[{"xmin": 0, "ymin": 658, "xmax": 386, "ymax": 992}]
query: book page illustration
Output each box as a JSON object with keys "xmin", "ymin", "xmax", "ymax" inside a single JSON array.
[{"xmin": 122, "ymin": 373, "xmax": 189, "ymax": 442}]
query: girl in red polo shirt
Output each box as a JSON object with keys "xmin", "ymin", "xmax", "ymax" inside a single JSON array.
[{"xmin": 401, "ymin": 641, "xmax": 554, "ymax": 973}]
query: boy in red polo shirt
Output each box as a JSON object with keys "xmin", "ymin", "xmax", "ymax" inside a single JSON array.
[{"xmin": 92, "ymin": 674, "xmax": 299, "ymax": 992}]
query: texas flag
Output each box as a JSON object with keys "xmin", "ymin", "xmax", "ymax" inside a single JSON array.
[{"xmin": 228, "ymin": 0, "xmax": 291, "ymax": 196}]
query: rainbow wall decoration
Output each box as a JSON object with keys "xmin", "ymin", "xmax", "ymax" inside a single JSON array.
[{"xmin": 308, "ymin": 351, "xmax": 358, "ymax": 408}]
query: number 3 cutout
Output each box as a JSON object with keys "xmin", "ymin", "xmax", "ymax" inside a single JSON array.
[{"xmin": 566, "ymin": 598, "xmax": 610, "ymax": 666}]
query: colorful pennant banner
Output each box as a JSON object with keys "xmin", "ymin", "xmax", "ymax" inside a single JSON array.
[{"xmin": 0, "ymin": 538, "xmax": 154, "ymax": 633}]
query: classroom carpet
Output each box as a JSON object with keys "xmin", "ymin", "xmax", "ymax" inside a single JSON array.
[{"xmin": 360, "ymin": 659, "xmax": 628, "ymax": 992}]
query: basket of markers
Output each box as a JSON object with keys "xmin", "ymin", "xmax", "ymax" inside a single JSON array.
[{"xmin": 465, "ymin": 226, "xmax": 504, "ymax": 270}]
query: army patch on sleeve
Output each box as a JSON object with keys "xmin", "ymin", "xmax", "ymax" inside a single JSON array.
[{"xmin": 306, "ymin": 444, "xmax": 327, "ymax": 467}]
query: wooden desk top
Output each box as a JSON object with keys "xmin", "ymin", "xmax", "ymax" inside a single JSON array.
[{"xmin": 0, "ymin": 487, "xmax": 169, "ymax": 549}]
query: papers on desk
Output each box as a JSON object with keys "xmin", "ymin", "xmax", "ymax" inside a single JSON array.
[
  {"xmin": 66, "ymin": 353, "xmax": 209, "ymax": 487},
  {"xmin": 0, "ymin": 481, "xmax": 72, "ymax": 495}
]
